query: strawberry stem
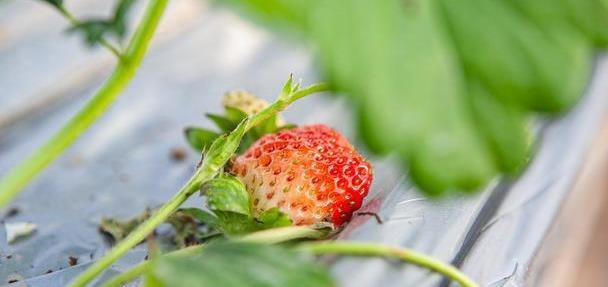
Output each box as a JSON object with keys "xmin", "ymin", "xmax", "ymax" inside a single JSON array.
[
  {"xmin": 68, "ymin": 79, "xmax": 329, "ymax": 287},
  {"xmin": 299, "ymin": 241, "xmax": 480, "ymax": 287},
  {"xmin": 0, "ymin": 0, "xmax": 168, "ymax": 208}
]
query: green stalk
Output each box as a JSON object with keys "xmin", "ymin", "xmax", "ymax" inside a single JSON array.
[
  {"xmin": 69, "ymin": 81, "xmax": 330, "ymax": 287},
  {"xmin": 0, "ymin": 0, "xmax": 168, "ymax": 208},
  {"xmin": 98, "ymin": 261, "xmax": 149, "ymax": 287},
  {"xmin": 98, "ymin": 226, "xmax": 324, "ymax": 287},
  {"xmin": 69, "ymin": 174, "xmax": 201, "ymax": 287},
  {"xmin": 299, "ymin": 241, "xmax": 480, "ymax": 287}
]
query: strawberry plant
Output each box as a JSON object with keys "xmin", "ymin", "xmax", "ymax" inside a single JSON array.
[
  {"xmin": 1, "ymin": 0, "xmax": 607, "ymax": 286},
  {"xmin": 62, "ymin": 77, "xmax": 479, "ymax": 287}
]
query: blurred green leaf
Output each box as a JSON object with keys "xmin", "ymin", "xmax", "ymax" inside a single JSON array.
[
  {"xmin": 68, "ymin": 0, "xmax": 136, "ymax": 47},
  {"xmin": 224, "ymin": 106, "xmax": 249, "ymax": 123},
  {"xmin": 39, "ymin": 0, "xmax": 63, "ymax": 9},
  {"xmin": 563, "ymin": 0, "xmax": 608, "ymax": 47},
  {"xmin": 145, "ymin": 242, "xmax": 334, "ymax": 287},
  {"xmin": 214, "ymin": 0, "xmax": 605, "ymax": 196},
  {"xmin": 206, "ymin": 113, "xmax": 239, "ymax": 133},
  {"xmin": 254, "ymin": 114, "xmax": 279, "ymax": 137},
  {"xmin": 177, "ymin": 207, "xmax": 219, "ymax": 229},
  {"xmin": 69, "ymin": 20, "xmax": 115, "ymax": 47}
]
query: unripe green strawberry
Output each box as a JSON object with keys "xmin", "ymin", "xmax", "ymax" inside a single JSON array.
[{"xmin": 230, "ymin": 124, "xmax": 373, "ymax": 227}]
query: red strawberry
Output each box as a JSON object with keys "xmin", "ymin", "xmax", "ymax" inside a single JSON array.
[{"xmin": 230, "ymin": 124, "xmax": 373, "ymax": 227}]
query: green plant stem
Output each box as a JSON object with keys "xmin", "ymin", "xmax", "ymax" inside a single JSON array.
[
  {"xmin": 299, "ymin": 241, "xmax": 480, "ymax": 287},
  {"xmin": 246, "ymin": 82, "xmax": 330, "ymax": 130},
  {"xmin": 59, "ymin": 7, "xmax": 122, "ymax": 58},
  {"xmin": 98, "ymin": 226, "xmax": 324, "ymax": 287},
  {"xmin": 240, "ymin": 225, "xmax": 326, "ymax": 244},
  {"xmin": 0, "ymin": 0, "xmax": 168, "ymax": 208},
  {"xmin": 69, "ymin": 82, "xmax": 329, "ymax": 287},
  {"xmin": 69, "ymin": 171, "xmax": 201, "ymax": 287},
  {"xmin": 98, "ymin": 261, "xmax": 148, "ymax": 287}
]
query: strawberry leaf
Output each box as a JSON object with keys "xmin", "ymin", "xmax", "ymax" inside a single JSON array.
[
  {"xmin": 213, "ymin": 0, "xmax": 607, "ymax": 196},
  {"xmin": 237, "ymin": 132, "xmax": 257, "ymax": 154},
  {"xmin": 144, "ymin": 242, "xmax": 334, "ymax": 287},
  {"xmin": 202, "ymin": 175, "xmax": 255, "ymax": 235},
  {"xmin": 224, "ymin": 106, "xmax": 248, "ymax": 123},
  {"xmin": 184, "ymin": 127, "xmax": 220, "ymax": 152},
  {"xmin": 67, "ymin": 0, "xmax": 136, "ymax": 47},
  {"xmin": 186, "ymin": 91, "xmax": 292, "ymax": 154},
  {"xmin": 202, "ymin": 176, "xmax": 292, "ymax": 235},
  {"xmin": 69, "ymin": 21, "xmax": 116, "ymax": 47},
  {"xmin": 206, "ymin": 113, "xmax": 239, "ymax": 133},
  {"xmin": 255, "ymin": 208, "xmax": 292, "ymax": 229},
  {"xmin": 176, "ymin": 207, "xmax": 219, "ymax": 229},
  {"xmin": 254, "ymin": 114, "xmax": 279, "ymax": 137},
  {"xmin": 39, "ymin": 0, "xmax": 63, "ymax": 9},
  {"xmin": 203, "ymin": 175, "xmax": 251, "ymax": 216}
]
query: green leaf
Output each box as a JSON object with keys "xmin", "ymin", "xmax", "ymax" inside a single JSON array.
[
  {"xmin": 254, "ymin": 114, "xmax": 279, "ymax": 136},
  {"xmin": 202, "ymin": 176, "xmax": 292, "ymax": 235},
  {"xmin": 438, "ymin": 0, "xmax": 591, "ymax": 113},
  {"xmin": 145, "ymin": 242, "xmax": 335, "ymax": 287},
  {"xmin": 224, "ymin": 106, "xmax": 249, "ymax": 123},
  {"xmin": 206, "ymin": 113, "xmax": 239, "ymax": 133},
  {"xmin": 467, "ymin": 79, "xmax": 531, "ymax": 174},
  {"xmin": 211, "ymin": 0, "xmax": 608, "ymax": 196},
  {"xmin": 203, "ymin": 175, "xmax": 251, "ymax": 216},
  {"xmin": 184, "ymin": 127, "xmax": 220, "ymax": 152},
  {"xmin": 563, "ymin": 0, "xmax": 608, "ymax": 47},
  {"xmin": 177, "ymin": 207, "xmax": 219, "ymax": 229},
  {"xmin": 237, "ymin": 132, "xmax": 257, "ymax": 154},
  {"xmin": 202, "ymin": 175, "xmax": 255, "ymax": 235},
  {"xmin": 69, "ymin": 20, "xmax": 115, "ymax": 47},
  {"xmin": 39, "ymin": 0, "xmax": 63, "ymax": 9},
  {"xmin": 255, "ymin": 208, "xmax": 292, "ymax": 229},
  {"xmin": 67, "ymin": 0, "xmax": 136, "ymax": 47},
  {"xmin": 277, "ymin": 124, "xmax": 297, "ymax": 131},
  {"xmin": 212, "ymin": 0, "xmax": 312, "ymax": 39},
  {"xmin": 112, "ymin": 0, "xmax": 136, "ymax": 39}
]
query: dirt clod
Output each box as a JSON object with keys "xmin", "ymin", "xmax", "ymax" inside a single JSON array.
[
  {"xmin": 170, "ymin": 148, "xmax": 187, "ymax": 162},
  {"xmin": 68, "ymin": 256, "xmax": 78, "ymax": 266}
]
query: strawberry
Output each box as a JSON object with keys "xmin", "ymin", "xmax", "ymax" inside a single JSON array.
[{"xmin": 229, "ymin": 124, "xmax": 373, "ymax": 227}]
